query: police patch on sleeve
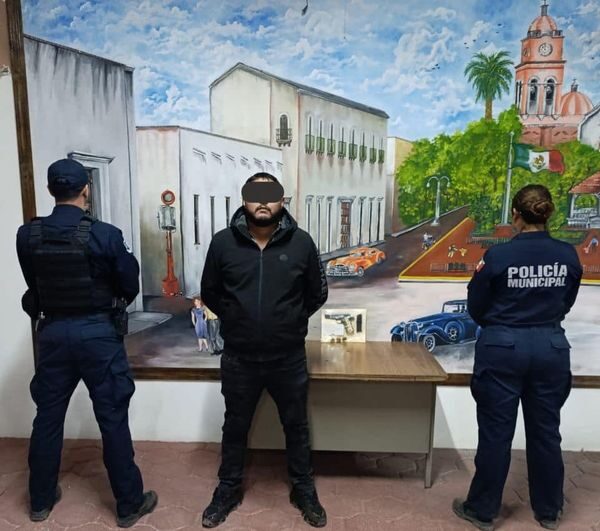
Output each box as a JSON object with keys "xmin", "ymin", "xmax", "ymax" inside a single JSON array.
[
  {"xmin": 123, "ymin": 238, "xmax": 133, "ymax": 253},
  {"xmin": 476, "ymin": 259, "xmax": 485, "ymax": 272}
]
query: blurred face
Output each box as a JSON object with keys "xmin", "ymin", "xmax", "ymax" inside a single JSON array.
[
  {"xmin": 242, "ymin": 179, "xmax": 284, "ymax": 227},
  {"xmin": 193, "ymin": 298, "xmax": 202, "ymax": 308}
]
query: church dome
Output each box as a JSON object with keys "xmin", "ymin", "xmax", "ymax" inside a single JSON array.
[
  {"xmin": 528, "ymin": 15, "xmax": 558, "ymax": 35},
  {"xmin": 527, "ymin": 2, "xmax": 561, "ymax": 37},
  {"xmin": 561, "ymin": 82, "xmax": 593, "ymax": 116}
]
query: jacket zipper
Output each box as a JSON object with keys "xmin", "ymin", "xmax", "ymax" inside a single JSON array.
[{"xmin": 257, "ymin": 249, "xmax": 263, "ymax": 322}]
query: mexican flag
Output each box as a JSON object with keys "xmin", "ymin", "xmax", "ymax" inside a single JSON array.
[{"xmin": 512, "ymin": 143, "xmax": 565, "ymax": 174}]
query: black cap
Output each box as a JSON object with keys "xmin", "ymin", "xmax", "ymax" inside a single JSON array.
[{"xmin": 47, "ymin": 159, "xmax": 89, "ymax": 191}]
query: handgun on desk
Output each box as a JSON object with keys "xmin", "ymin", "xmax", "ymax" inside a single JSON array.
[{"xmin": 324, "ymin": 313, "xmax": 356, "ymax": 336}]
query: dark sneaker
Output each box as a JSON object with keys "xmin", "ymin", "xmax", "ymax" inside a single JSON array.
[
  {"xmin": 452, "ymin": 498, "xmax": 494, "ymax": 531},
  {"xmin": 30, "ymin": 485, "xmax": 62, "ymax": 522},
  {"xmin": 116, "ymin": 491, "xmax": 158, "ymax": 528},
  {"xmin": 535, "ymin": 510, "xmax": 562, "ymax": 530},
  {"xmin": 202, "ymin": 484, "xmax": 243, "ymax": 528},
  {"xmin": 290, "ymin": 487, "xmax": 327, "ymax": 528}
]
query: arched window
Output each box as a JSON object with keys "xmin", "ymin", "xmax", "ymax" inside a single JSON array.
[
  {"xmin": 278, "ymin": 114, "xmax": 290, "ymax": 145},
  {"xmin": 317, "ymin": 120, "xmax": 325, "ymax": 153},
  {"xmin": 515, "ymin": 81, "xmax": 523, "ymax": 109},
  {"xmin": 305, "ymin": 115, "xmax": 314, "ymax": 153},
  {"xmin": 327, "ymin": 123, "xmax": 335, "ymax": 155},
  {"xmin": 349, "ymin": 129, "xmax": 357, "ymax": 160},
  {"xmin": 544, "ymin": 79, "xmax": 555, "ymax": 115},
  {"xmin": 528, "ymin": 79, "xmax": 539, "ymax": 114}
]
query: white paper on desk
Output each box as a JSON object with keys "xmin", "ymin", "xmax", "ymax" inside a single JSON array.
[{"xmin": 320, "ymin": 308, "xmax": 367, "ymax": 343}]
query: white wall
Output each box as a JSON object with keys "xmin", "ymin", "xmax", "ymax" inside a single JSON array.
[
  {"xmin": 579, "ymin": 108, "xmax": 600, "ymax": 150},
  {"xmin": 24, "ymin": 36, "xmax": 143, "ymax": 310}
]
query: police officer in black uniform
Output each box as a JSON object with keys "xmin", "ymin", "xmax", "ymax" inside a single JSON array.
[
  {"xmin": 453, "ymin": 184, "xmax": 582, "ymax": 531},
  {"xmin": 16, "ymin": 159, "xmax": 157, "ymax": 527}
]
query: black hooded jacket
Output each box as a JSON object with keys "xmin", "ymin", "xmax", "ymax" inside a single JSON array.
[{"xmin": 201, "ymin": 207, "xmax": 328, "ymax": 359}]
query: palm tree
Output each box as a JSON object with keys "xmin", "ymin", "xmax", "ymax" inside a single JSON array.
[{"xmin": 464, "ymin": 51, "xmax": 513, "ymax": 120}]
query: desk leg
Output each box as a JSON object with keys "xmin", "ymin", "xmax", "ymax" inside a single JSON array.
[{"xmin": 424, "ymin": 383, "xmax": 437, "ymax": 488}]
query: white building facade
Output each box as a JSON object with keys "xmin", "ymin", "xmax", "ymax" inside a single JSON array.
[
  {"xmin": 137, "ymin": 126, "xmax": 283, "ymax": 298},
  {"xmin": 579, "ymin": 105, "xmax": 600, "ymax": 151},
  {"xmin": 24, "ymin": 36, "xmax": 142, "ymax": 310},
  {"xmin": 210, "ymin": 63, "xmax": 389, "ymax": 255}
]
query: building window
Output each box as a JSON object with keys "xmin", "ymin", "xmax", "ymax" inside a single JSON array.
[
  {"xmin": 358, "ymin": 198, "xmax": 365, "ymax": 244},
  {"xmin": 338, "ymin": 126, "xmax": 347, "ymax": 158},
  {"xmin": 349, "ymin": 129, "xmax": 357, "ymax": 160},
  {"xmin": 284, "ymin": 196, "xmax": 292, "ymax": 210},
  {"xmin": 369, "ymin": 134, "xmax": 377, "ymax": 163},
  {"xmin": 305, "ymin": 196, "xmax": 314, "ymax": 234},
  {"xmin": 210, "ymin": 196, "xmax": 215, "ymax": 237},
  {"xmin": 194, "ymin": 194, "xmax": 200, "ymax": 244},
  {"xmin": 376, "ymin": 199, "xmax": 382, "ymax": 241},
  {"xmin": 528, "ymin": 79, "xmax": 539, "ymax": 114},
  {"xmin": 378, "ymin": 138, "xmax": 385, "ymax": 163},
  {"xmin": 225, "ymin": 196, "xmax": 231, "ymax": 227},
  {"xmin": 316, "ymin": 120, "xmax": 325, "ymax": 154},
  {"xmin": 327, "ymin": 123, "xmax": 336, "ymax": 155},
  {"xmin": 360, "ymin": 132, "xmax": 367, "ymax": 162},
  {"xmin": 68, "ymin": 152, "xmax": 113, "ymax": 222},
  {"xmin": 326, "ymin": 197, "xmax": 333, "ymax": 252},
  {"xmin": 515, "ymin": 80, "xmax": 523, "ymax": 110},
  {"xmin": 544, "ymin": 79, "xmax": 555, "ymax": 115},
  {"xmin": 368, "ymin": 198, "xmax": 374, "ymax": 242},
  {"xmin": 305, "ymin": 116, "xmax": 315, "ymax": 153},
  {"xmin": 277, "ymin": 114, "xmax": 292, "ymax": 145},
  {"xmin": 316, "ymin": 197, "xmax": 323, "ymax": 252}
]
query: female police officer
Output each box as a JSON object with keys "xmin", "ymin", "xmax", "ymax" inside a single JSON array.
[{"xmin": 453, "ymin": 185, "xmax": 582, "ymax": 531}]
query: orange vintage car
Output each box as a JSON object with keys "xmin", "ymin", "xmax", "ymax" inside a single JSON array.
[{"xmin": 326, "ymin": 247, "xmax": 386, "ymax": 277}]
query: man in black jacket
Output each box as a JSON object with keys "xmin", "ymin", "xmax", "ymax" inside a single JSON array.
[{"xmin": 200, "ymin": 173, "xmax": 328, "ymax": 528}]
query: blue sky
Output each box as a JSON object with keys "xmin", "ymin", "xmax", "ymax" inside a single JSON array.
[{"xmin": 23, "ymin": 0, "xmax": 600, "ymax": 140}]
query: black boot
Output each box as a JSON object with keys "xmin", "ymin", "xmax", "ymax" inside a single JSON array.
[
  {"xmin": 290, "ymin": 486, "xmax": 327, "ymax": 528},
  {"xmin": 116, "ymin": 491, "xmax": 158, "ymax": 528},
  {"xmin": 452, "ymin": 499, "xmax": 494, "ymax": 531},
  {"xmin": 202, "ymin": 484, "xmax": 243, "ymax": 528},
  {"xmin": 30, "ymin": 485, "xmax": 62, "ymax": 522}
]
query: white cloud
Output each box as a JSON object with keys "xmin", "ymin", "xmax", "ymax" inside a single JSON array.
[{"xmin": 422, "ymin": 7, "xmax": 457, "ymax": 21}]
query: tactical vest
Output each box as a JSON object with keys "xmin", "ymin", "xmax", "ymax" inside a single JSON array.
[{"xmin": 29, "ymin": 216, "xmax": 115, "ymax": 315}]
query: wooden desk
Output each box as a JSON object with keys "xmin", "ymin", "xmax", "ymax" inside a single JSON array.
[{"xmin": 248, "ymin": 341, "xmax": 448, "ymax": 487}]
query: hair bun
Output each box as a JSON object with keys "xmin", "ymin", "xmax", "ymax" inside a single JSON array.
[{"xmin": 531, "ymin": 200, "xmax": 554, "ymax": 219}]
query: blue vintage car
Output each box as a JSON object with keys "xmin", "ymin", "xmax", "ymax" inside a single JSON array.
[{"xmin": 390, "ymin": 299, "xmax": 480, "ymax": 352}]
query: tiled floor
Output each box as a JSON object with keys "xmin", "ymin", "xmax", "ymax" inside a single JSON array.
[{"xmin": 1, "ymin": 439, "xmax": 600, "ymax": 530}]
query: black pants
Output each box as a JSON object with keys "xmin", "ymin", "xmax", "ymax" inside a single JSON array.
[
  {"xmin": 218, "ymin": 350, "xmax": 313, "ymax": 490},
  {"xmin": 465, "ymin": 325, "xmax": 572, "ymax": 522},
  {"xmin": 29, "ymin": 315, "xmax": 144, "ymax": 517}
]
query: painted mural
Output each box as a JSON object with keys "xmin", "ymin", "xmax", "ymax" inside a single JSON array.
[{"xmin": 22, "ymin": 0, "xmax": 600, "ymax": 375}]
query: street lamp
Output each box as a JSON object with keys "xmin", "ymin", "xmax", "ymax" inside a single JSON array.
[
  {"xmin": 157, "ymin": 189, "xmax": 180, "ymax": 297},
  {"xmin": 426, "ymin": 175, "xmax": 450, "ymax": 226}
]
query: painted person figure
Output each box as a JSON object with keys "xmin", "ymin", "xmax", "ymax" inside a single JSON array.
[
  {"xmin": 191, "ymin": 297, "xmax": 210, "ymax": 352},
  {"xmin": 205, "ymin": 306, "xmax": 224, "ymax": 355},
  {"xmin": 16, "ymin": 159, "xmax": 157, "ymax": 527},
  {"xmin": 453, "ymin": 185, "xmax": 583, "ymax": 531},
  {"xmin": 200, "ymin": 172, "xmax": 328, "ymax": 528}
]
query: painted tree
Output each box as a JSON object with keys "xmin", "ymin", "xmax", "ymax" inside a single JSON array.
[{"xmin": 464, "ymin": 51, "xmax": 513, "ymax": 120}]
